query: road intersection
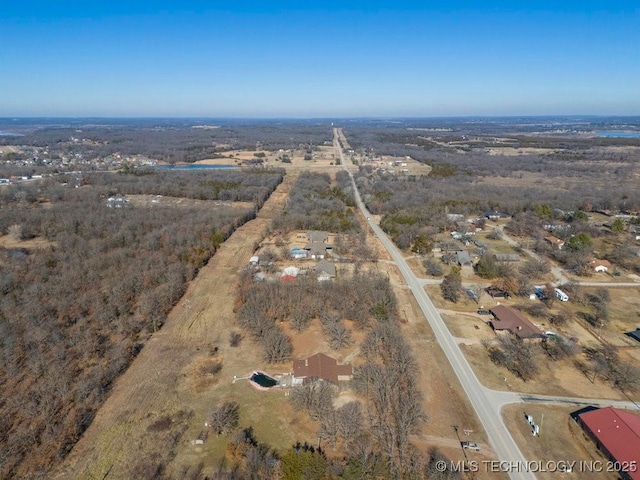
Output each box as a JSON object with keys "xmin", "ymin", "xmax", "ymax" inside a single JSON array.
[{"xmin": 334, "ymin": 128, "xmax": 638, "ymax": 479}]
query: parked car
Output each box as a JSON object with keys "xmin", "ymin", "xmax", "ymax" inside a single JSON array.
[
  {"xmin": 477, "ymin": 309, "xmax": 490, "ymax": 315},
  {"xmin": 461, "ymin": 441, "xmax": 480, "ymax": 451}
]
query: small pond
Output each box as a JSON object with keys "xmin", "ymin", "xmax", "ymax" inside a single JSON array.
[{"xmin": 250, "ymin": 372, "xmax": 277, "ymax": 388}]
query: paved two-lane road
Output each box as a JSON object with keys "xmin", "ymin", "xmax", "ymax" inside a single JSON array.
[
  {"xmin": 334, "ymin": 128, "xmax": 536, "ymax": 480},
  {"xmin": 333, "ymin": 128, "xmax": 639, "ymax": 478}
]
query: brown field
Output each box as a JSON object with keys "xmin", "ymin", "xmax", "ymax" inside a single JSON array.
[
  {"xmin": 197, "ymin": 145, "xmax": 341, "ymax": 170},
  {"xmin": 0, "ymin": 145, "xmax": 21, "ymax": 154},
  {"xmin": 0, "ymin": 234, "xmax": 54, "ymax": 250},
  {"xmin": 459, "ymin": 341, "xmax": 633, "ymax": 400},
  {"xmin": 125, "ymin": 194, "xmax": 253, "ymax": 211},
  {"xmin": 502, "ymin": 404, "xmax": 619, "ymax": 480},
  {"xmin": 486, "ymin": 147, "xmax": 561, "ymax": 156}
]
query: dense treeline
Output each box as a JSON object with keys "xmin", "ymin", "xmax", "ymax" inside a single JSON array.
[
  {"xmin": 352, "ymin": 320, "xmax": 427, "ymax": 477},
  {"xmin": 83, "ymin": 167, "xmax": 284, "ymax": 206},
  {"xmin": 201, "ymin": 428, "xmax": 458, "ymax": 480},
  {"xmin": 272, "ymin": 171, "xmax": 360, "ymax": 233},
  {"xmin": 344, "ymin": 120, "xmax": 640, "ymax": 158},
  {"xmin": 1, "ymin": 122, "xmax": 332, "ymax": 163},
  {"xmin": 236, "ymin": 271, "xmax": 398, "ymax": 362},
  {"xmin": 348, "ymin": 124, "xmax": 639, "ymax": 241},
  {"xmin": 354, "ymin": 160, "xmax": 639, "ymax": 251},
  {"xmin": 0, "ymin": 172, "xmax": 277, "ymax": 479}
]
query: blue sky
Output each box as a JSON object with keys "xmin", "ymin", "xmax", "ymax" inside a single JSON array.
[{"xmin": 1, "ymin": 1, "xmax": 639, "ymax": 117}]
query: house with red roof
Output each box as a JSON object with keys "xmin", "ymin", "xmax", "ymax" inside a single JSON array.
[
  {"xmin": 292, "ymin": 353, "xmax": 352, "ymax": 386},
  {"xmin": 574, "ymin": 406, "xmax": 640, "ymax": 480},
  {"xmin": 488, "ymin": 305, "xmax": 545, "ymax": 340}
]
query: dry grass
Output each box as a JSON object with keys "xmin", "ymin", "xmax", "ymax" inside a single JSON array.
[
  {"xmin": 502, "ymin": 404, "xmax": 620, "ymax": 480},
  {"xmin": 425, "ymin": 278, "xmax": 640, "ymax": 401},
  {"xmin": 126, "ymin": 194, "xmax": 253, "ymax": 211},
  {"xmin": 0, "ymin": 234, "xmax": 55, "ymax": 250}
]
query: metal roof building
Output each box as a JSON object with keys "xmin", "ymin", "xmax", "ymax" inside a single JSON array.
[{"xmin": 575, "ymin": 407, "xmax": 640, "ymax": 480}]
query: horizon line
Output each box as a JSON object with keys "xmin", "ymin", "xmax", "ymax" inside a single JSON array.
[{"xmin": 2, "ymin": 114, "xmax": 640, "ymax": 120}]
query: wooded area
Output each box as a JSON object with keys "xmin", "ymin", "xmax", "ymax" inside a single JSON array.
[
  {"xmin": 271, "ymin": 171, "xmax": 360, "ymax": 234},
  {"xmin": 0, "ymin": 169, "xmax": 282, "ymax": 479},
  {"xmin": 0, "ymin": 120, "xmax": 332, "ymax": 164}
]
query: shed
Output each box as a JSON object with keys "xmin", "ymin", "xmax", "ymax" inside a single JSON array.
[
  {"xmin": 249, "ymin": 255, "xmax": 260, "ymax": 266},
  {"xmin": 589, "ymin": 259, "xmax": 612, "ymax": 273},
  {"xmin": 281, "ymin": 266, "xmax": 299, "ymax": 278},
  {"xmin": 486, "ymin": 286, "xmax": 510, "ymax": 299},
  {"xmin": 544, "ymin": 236, "xmax": 565, "ymax": 250}
]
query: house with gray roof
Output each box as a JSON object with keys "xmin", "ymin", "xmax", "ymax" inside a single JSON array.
[
  {"xmin": 305, "ymin": 243, "xmax": 326, "ymax": 259},
  {"xmin": 307, "ymin": 231, "xmax": 329, "ymax": 243},
  {"xmin": 455, "ymin": 250, "xmax": 473, "ymax": 267},
  {"xmin": 314, "ymin": 259, "xmax": 336, "ymax": 281}
]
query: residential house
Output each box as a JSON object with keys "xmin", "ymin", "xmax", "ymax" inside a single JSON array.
[
  {"xmin": 106, "ymin": 196, "xmax": 129, "ymax": 208},
  {"xmin": 484, "ymin": 211, "xmax": 510, "ymax": 220},
  {"xmin": 306, "ymin": 231, "xmax": 329, "ymax": 243},
  {"xmin": 543, "ymin": 223, "xmax": 571, "ymax": 233},
  {"xmin": 455, "ymin": 250, "xmax": 473, "ymax": 267},
  {"xmin": 305, "ymin": 243, "xmax": 327, "ymax": 259},
  {"xmin": 572, "ymin": 407, "xmax": 640, "ymax": 480},
  {"xmin": 314, "ymin": 259, "xmax": 336, "ymax": 281},
  {"xmin": 292, "ymin": 353, "xmax": 352, "ymax": 386},
  {"xmin": 488, "ymin": 305, "xmax": 544, "ymax": 340}
]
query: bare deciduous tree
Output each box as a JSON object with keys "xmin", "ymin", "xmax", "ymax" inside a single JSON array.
[
  {"xmin": 486, "ymin": 336, "xmax": 539, "ymax": 381},
  {"xmin": 7, "ymin": 224, "xmax": 24, "ymax": 241},
  {"xmin": 261, "ymin": 328, "xmax": 292, "ymax": 363},
  {"xmin": 441, "ymin": 268, "xmax": 462, "ymax": 302},
  {"xmin": 209, "ymin": 401, "xmax": 240, "ymax": 435},
  {"xmin": 290, "ymin": 380, "xmax": 336, "ymax": 420},
  {"xmin": 336, "ymin": 401, "xmax": 364, "ymax": 445}
]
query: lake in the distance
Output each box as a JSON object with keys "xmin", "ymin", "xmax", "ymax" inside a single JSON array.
[
  {"xmin": 0, "ymin": 131, "xmax": 23, "ymax": 136},
  {"xmin": 596, "ymin": 130, "xmax": 640, "ymax": 138}
]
